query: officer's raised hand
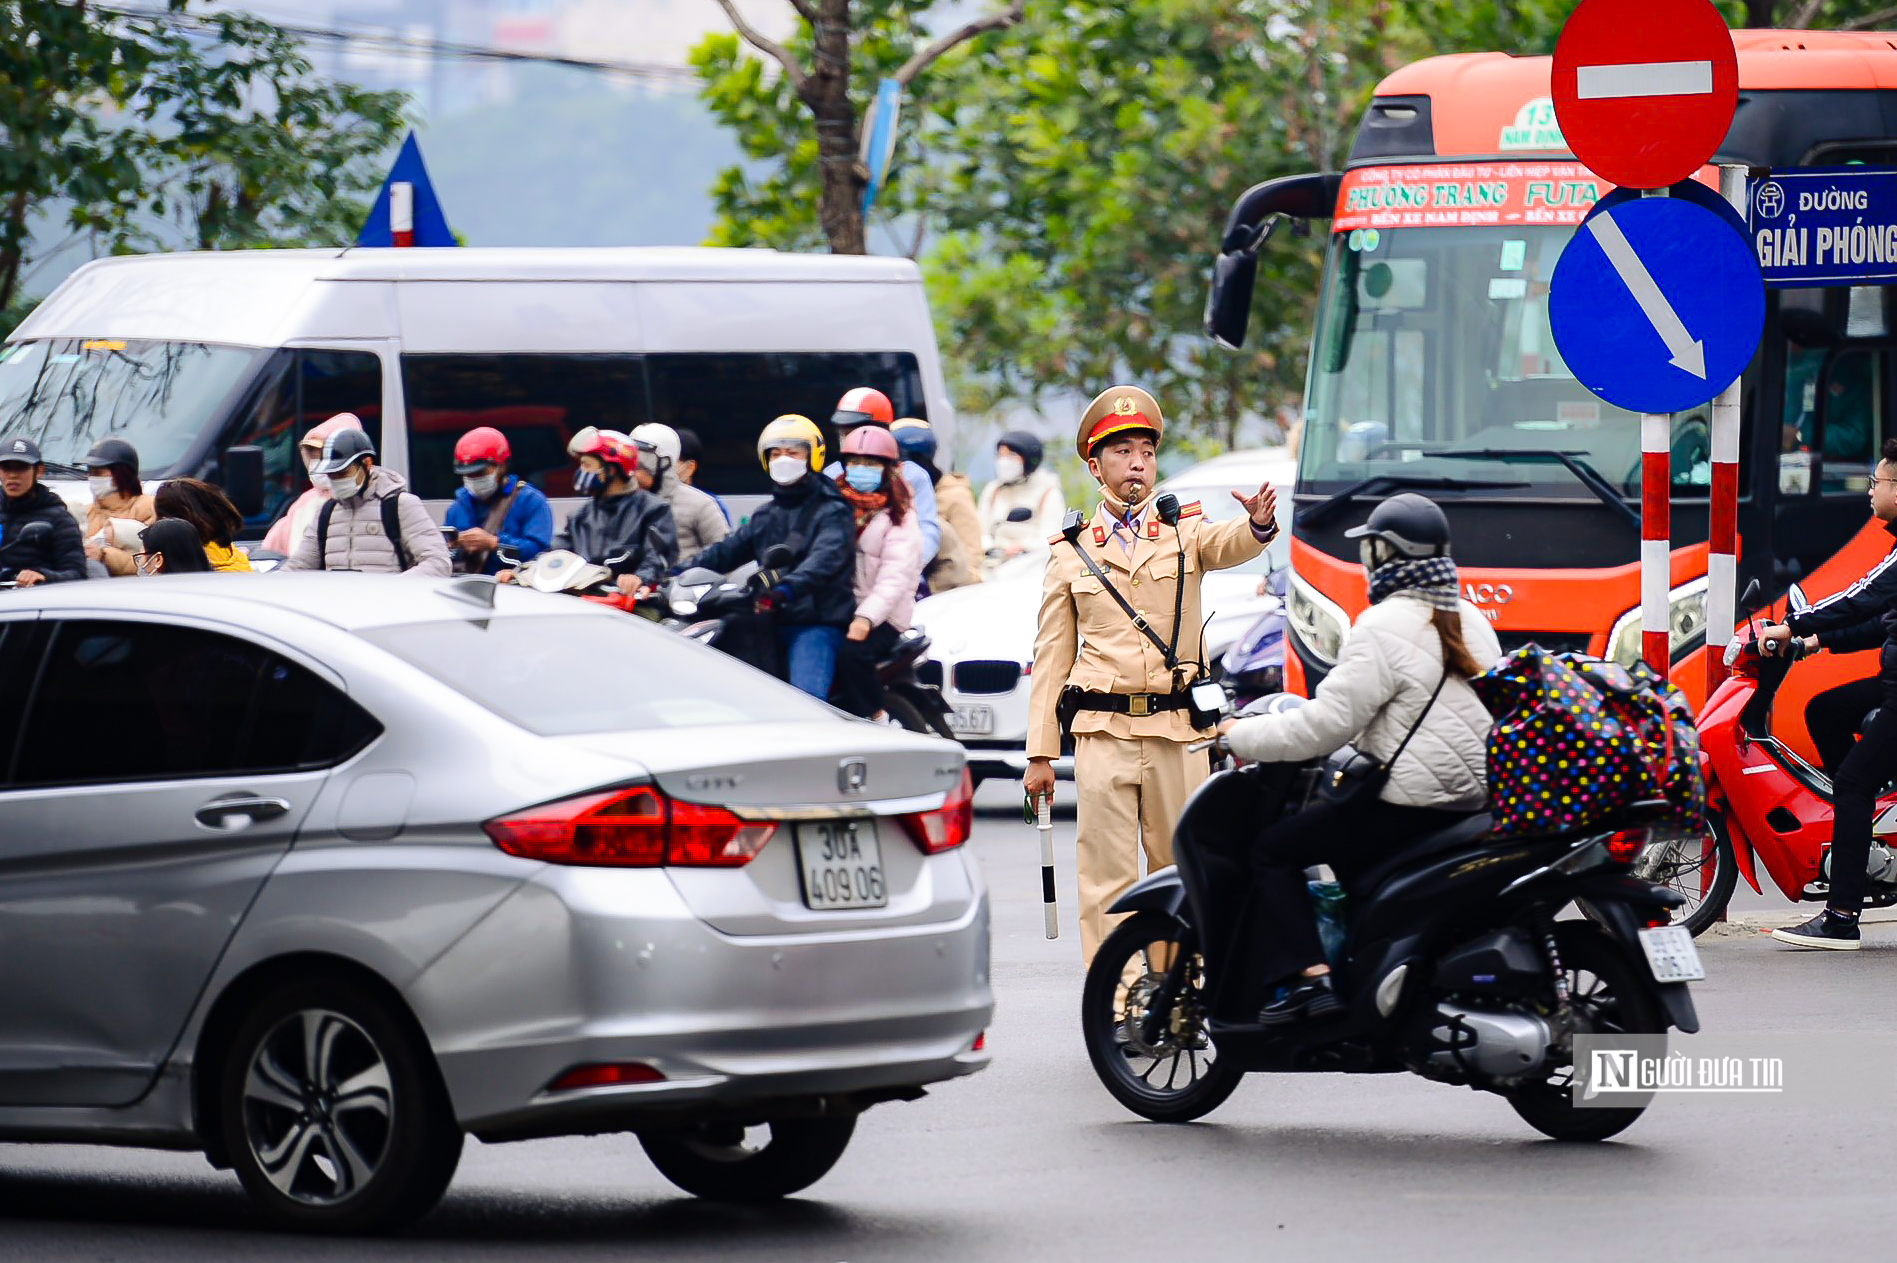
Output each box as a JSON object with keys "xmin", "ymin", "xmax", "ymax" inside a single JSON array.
[{"xmin": 1231, "ymin": 483, "xmax": 1278, "ymax": 533}]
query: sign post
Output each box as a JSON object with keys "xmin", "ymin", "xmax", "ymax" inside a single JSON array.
[
  {"xmin": 1550, "ymin": 0, "xmax": 1751, "ymax": 681},
  {"xmin": 1706, "ymin": 165, "xmax": 1749, "ymax": 694}
]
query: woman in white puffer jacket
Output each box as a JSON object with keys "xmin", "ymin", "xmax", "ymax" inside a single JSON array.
[{"xmin": 1217, "ymin": 493, "xmax": 1501, "ymax": 1028}]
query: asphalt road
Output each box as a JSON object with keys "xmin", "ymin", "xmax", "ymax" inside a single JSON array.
[{"xmin": 3, "ymin": 782, "xmax": 1893, "ymax": 1261}]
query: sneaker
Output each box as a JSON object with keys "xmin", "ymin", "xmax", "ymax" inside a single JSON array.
[
  {"xmin": 1770, "ymin": 909, "xmax": 1862, "ymax": 951},
  {"xmin": 1256, "ymin": 974, "xmax": 1345, "ymax": 1027}
]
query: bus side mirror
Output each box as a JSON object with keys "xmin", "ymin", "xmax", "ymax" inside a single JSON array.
[
  {"xmin": 223, "ymin": 445, "xmax": 265, "ymax": 519},
  {"xmin": 1206, "ymin": 249, "xmax": 1261, "ymax": 350}
]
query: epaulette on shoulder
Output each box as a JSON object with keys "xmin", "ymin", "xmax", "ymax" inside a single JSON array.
[
  {"xmin": 1046, "ymin": 531, "xmax": 1065, "ymax": 545},
  {"xmin": 1177, "ymin": 500, "xmax": 1204, "ymax": 520}
]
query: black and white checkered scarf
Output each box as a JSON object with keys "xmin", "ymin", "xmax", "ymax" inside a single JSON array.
[{"xmin": 1368, "ymin": 556, "xmax": 1460, "ymax": 611}]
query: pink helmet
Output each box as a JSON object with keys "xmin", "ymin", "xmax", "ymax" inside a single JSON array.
[{"xmin": 840, "ymin": 425, "xmax": 900, "ymax": 462}]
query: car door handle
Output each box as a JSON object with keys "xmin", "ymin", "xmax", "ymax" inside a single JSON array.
[{"xmin": 195, "ymin": 795, "xmax": 293, "ymax": 831}]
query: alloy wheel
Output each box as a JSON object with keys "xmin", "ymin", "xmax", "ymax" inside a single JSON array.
[{"xmin": 240, "ymin": 1009, "xmax": 395, "ymax": 1206}]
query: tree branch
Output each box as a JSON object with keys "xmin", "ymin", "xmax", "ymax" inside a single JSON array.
[
  {"xmin": 786, "ymin": 0, "xmax": 819, "ymax": 25},
  {"xmin": 1841, "ymin": 3, "xmax": 1897, "ymax": 30},
  {"xmin": 712, "ymin": 0, "xmax": 806, "ymax": 92},
  {"xmin": 892, "ymin": 2, "xmax": 1025, "ymax": 88},
  {"xmin": 1789, "ymin": 0, "xmax": 1827, "ymax": 26}
]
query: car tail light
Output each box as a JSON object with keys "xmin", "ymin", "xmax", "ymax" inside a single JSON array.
[
  {"xmin": 1603, "ymin": 827, "xmax": 1648, "ymax": 864},
  {"xmin": 485, "ymin": 786, "xmax": 776, "ymax": 868},
  {"xmin": 545, "ymin": 1062, "xmax": 665, "ymax": 1093},
  {"xmin": 969, "ymin": 1031, "xmax": 987, "ymax": 1053},
  {"xmin": 900, "ymin": 768, "xmax": 974, "ymax": 854}
]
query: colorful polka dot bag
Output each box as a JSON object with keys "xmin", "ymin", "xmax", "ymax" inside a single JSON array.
[{"xmin": 1472, "ymin": 648, "xmax": 1705, "ymax": 838}]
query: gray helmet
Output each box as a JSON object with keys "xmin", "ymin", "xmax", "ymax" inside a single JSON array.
[
  {"xmin": 309, "ymin": 427, "xmax": 376, "ymax": 475},
  {"xmin": 1344, "ymin": 492, "xmax": 1450, "ymax": 559}
]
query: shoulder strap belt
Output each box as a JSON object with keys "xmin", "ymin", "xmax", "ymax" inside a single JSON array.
[{"xmin": 1059, "ymin": 510, "xmax": 1181, "ymax": 671}]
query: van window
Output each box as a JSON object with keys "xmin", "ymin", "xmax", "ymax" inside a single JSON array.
[
  {"xmin": 401, "ymin": 354, "xmax": 644, "ymax": 500},
  {"xmin": 0, "ymin": 339, "xmax": 267, "ymax": 474},
  {"xmin": 644, "ymin": 352, "xmax": 927, "ymax": 496},
  {"xmin": 225, "ymin": 349, "xmax": 384, "ymax": 531}
]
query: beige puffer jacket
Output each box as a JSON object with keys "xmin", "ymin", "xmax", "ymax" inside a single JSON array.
[
  {"xmin": 283, "ymin": 466, "xmax": 451, "ymax": 576},
  {"xmin": 1225, "ymin": 594, "xmax": 1502, "ymax": 809}
]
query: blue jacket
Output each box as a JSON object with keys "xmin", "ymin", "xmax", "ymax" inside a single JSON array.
[{"xmin": 445, "ymin": 475, "xmax": 554, "ymax": 575}]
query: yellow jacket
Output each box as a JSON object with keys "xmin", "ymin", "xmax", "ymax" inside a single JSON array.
[
  {"xmin": 1027, "ymin": 493, "xmax": 1267, "ymax": 758},
  {"xmin": 205, "ymin": 541, "xmax": 253, "ymax": 572}
]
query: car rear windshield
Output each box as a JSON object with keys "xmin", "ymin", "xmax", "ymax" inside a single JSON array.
[{"xmin": 359, "ymin": 614, "xmax": 836, "ymax": 735}]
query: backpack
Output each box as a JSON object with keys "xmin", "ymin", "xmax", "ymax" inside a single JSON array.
[
  {"xmin": 1471, "ymin": 648, "xmax": 1704, "ymax": 838},
  {"xmin": 316, "ymin": 493, "xmax": 411, "ymax": 572}
]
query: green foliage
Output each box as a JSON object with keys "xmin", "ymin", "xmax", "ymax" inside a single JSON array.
[
  {"xmin": 0, "ymin": 2, "xmax": 408, "ymax": 308},
  {"xmin": 688, "ymin": 3, "xmax": 949, "ymax": 253}
]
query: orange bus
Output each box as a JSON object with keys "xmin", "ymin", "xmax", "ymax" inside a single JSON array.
[{"xmin": 1207, "ymin": 30, "xmax": 1897, "ymax": 759}]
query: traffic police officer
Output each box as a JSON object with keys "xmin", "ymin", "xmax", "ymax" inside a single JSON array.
[{"xmin": 1024, "ymin": 385, "xmax": 1280, "ymax": 961}]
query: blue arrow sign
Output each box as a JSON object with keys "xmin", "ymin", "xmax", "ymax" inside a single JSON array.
[
  {"xmin": 1549, "ymin": 196, "xmax": 1763, "ymax": 415},
  {"xmin": 1747, "ymin": 165, "xmax": 1897, "ymax": 287},
  {"xmin": 357, "ymin": 132, "xmax": 456, "ymax": 248}
]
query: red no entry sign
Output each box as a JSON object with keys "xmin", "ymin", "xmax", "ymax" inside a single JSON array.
[{"xmin": 1552, "ymin": 0, "xmax": 1738, "ymax": 190}]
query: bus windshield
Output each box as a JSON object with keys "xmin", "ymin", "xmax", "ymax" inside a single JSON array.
[
  {"xmin": 0, "ymin": 338, "xmax": 266, "ymax": 472},
  {"xmin": 1301, "ymin": 225, "xmax": 1711, "ymax": 502}
]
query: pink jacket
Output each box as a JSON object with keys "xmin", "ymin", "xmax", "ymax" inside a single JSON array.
[{"xmin": 852, "ymin": 508, "xmax": 923, "ymax": 630}]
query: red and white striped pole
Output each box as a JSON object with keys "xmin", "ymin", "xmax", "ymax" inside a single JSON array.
[
  {"xmin": 1704, "ymin": 164, "xmax": 1748, "ymax": 692},
  {"xmin": 1642, "ymin": 409, "xmax": 1671, "ymax": 677},
  {"xmin": 390, "ymin": 181, "xmax": 415, "ymax": 248}
]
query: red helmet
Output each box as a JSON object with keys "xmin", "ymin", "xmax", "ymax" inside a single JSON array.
[
  {"xmin": 572, "ymin": 428, "xmax": 641, "ymax": 480},
  {"xmin": 840, "ymin": 425, "xmax": 900, "ymax": 462},
  {"xmin": 453, "ymin": 426, "xmax": 510, "ymax": 473},
  {"xmin": 833, "ymin": 386, "xmax": 894, "ymax": 429}
]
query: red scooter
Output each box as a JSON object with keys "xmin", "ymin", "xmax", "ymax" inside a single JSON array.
[{"xmin": 1676, "ymin": 578, "xmax": 1897, "ymax": 935}]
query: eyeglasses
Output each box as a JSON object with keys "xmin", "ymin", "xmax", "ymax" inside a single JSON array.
[
  {"xmin": 1872, "ymin": 476, "xmax": 1897, "ymax": 488},
  {"xmin": 133, "ymin": 552, "xmax": 159, "ymax": 574}
]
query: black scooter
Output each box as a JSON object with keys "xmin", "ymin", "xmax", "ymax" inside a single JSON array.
[
  {"xmin": 1081, "ymin": 701, "xmax": 1703, "ymax": 1143},
  {"xmin": 0, "ymin": 521, "xmax": 53, "ymax": 587},
  {"xmin": 666, "ymin": 547, "xmax": 955, "ymax": 737}
]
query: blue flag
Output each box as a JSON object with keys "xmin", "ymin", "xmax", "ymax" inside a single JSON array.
[{"xmin": 357, "ymin": 132, "xmax": 456, "ymax": 248}]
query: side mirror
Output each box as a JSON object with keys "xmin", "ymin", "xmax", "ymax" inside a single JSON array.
[
  {"xmin": 1005, "ymin": 506, "xmax": 1034, "ymax": 523},
  {"xmin": 1740, "ymin": 577, "xmax": 1763, "ymax": 614},
  {"xmin": 14, "ymin": 520, "xmax": 51, "ymax": 546},
  {"xmin": 1267, "ymin": 566, "xmax": 1289, "ymax": 598},
  {"xmin": 1205, "ymin": 247, "xmax": 1261, "ymax": 350},
  {"xmin": 1787, "ymin": 582, "xmax": 1811, "ymax": 615},
  {"xmin": 222, "ymin": 444, "xmax": 265, "ymax": 518}
]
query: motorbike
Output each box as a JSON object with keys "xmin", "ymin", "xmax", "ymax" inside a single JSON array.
[
  {"xmin": 1081, "ymin": 696, "xmax": 1702, "ymax": 1143},
  {"xmin": 1217, "ymin": 570, "xmax": 1289, "ymax": 708},
  {"xmin": 501, "ymin": 546, "xmax": 650, "ymax": 614},
  {"xmin": 665, "ymin": 547, "xmax": 955, "ymax": 737},
  {"xmin": 0, "ymin": 520, "xmax": 53, "ymax": 588},
  {"xmin": 1685, "ymin": 577, "xmax": 1897, "ymax": 934}
]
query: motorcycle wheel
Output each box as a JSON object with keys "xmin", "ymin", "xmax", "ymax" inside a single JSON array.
[
  {"xmin": 882, "ymin": 694, "xmax": 930, "ymax": 734},
  {"xmin": 1633, "ymin": 812, "xmax": 1737, "ymax": 937},
  {"xmin": 1082, "ymin": 912, "xmax": 1243, "ymax": 1123},
  {"xmin": 1505, "ymin": 922, "xmax": 1664, "ymax": 1143}
]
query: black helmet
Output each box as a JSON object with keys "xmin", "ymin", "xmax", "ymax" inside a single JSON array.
[
  {"xmin": 1344, "ymin": 492, "xmax": 1451, "ymax": 559},
  {"xmin": 997, "ymin": 429, "xmax": 1044, "ymax": 475},
  {"xmin": 83, "ymin": 437, "xmax": 139, "ymax": 475},
  {"xmin": 309, "ymin": 427, "xmax": 377, "ymax": 475}
]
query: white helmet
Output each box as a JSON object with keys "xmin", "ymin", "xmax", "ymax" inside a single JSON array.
[{"xmin": 630, "ymin": 423, "xmax": 680, "ymax": 483}]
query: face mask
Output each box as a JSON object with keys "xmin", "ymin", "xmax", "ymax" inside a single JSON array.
[
  {"xmin": 768, "ymin": 455, "xmax": 809, "ymax": 487},
  {"xmin": 330, "ymin": 469, "xmax": 366, "ymax": 500},
  {"xmin": 88, "ymin": 475, "xmax": 115, "ymax": 499},
  {"xmin": 843, "ymin": 464, "xmax": 884, "ymax": 493},
  {"xmin": 463, "ymin": 473, "xmax": 500, "ymax": 499},
  {"xmin": 309, "ymin": 472, "xmax": 332, "ymax": 495},
  {"xmin": 995, "ymin": 454, "xmax": 1025, "ymax": 484},
  {"xmin": 573, "ymin": 468, "xmax": 603, "ymax": 496}
]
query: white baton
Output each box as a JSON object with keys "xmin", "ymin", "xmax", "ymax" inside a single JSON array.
[{"xmin": 1038, "ymin": 799, "xmax": 1058, "ymax": 939}]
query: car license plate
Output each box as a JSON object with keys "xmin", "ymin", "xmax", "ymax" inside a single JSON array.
[
  {"xmin": 795, "ymin": 821, "xmax": 888, "ymax": 910},
  {"xmin": 948, "ymin": 704, "xmax": 995, "ymax": 735},
  {"xmin": 1637, "ymin": 925, "xmax": 1706, "ymax": 983}
]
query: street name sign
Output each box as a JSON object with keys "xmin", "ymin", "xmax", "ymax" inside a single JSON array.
[
  {"xmin": 1747, "ymin": 165, "xmax": 1897, "ymax": 287},
  {"xmin": 1551, "ymin": 0, "xmax": 1739, "ymax": 190},
  {"xmin": 1549, "ymin": 196, "xmax": 1764, "ymax": 415}
]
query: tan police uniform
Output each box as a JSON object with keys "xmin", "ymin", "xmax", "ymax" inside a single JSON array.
[{"xmin": 1026, "ymin": 386, "xmax": 1275, "ymax": 961}]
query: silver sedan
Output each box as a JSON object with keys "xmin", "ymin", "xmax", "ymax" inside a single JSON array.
[{"xmin": 0, "ymin": 574, "xmax": 991, "ymax": 1232}]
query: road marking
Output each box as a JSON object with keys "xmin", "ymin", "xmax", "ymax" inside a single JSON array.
[
  {"xmin": 1586, "ymin": 210, "xmax": 1708, "ymax": 379},
  {"xmin": 1576, "ymin": 59, "xmax": 1714, "ymax": 100}
]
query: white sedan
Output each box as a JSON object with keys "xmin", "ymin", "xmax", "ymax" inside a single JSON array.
[{"xmin": 914, "ymin": 447, "xmax": 1294, "ymax": 789}]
